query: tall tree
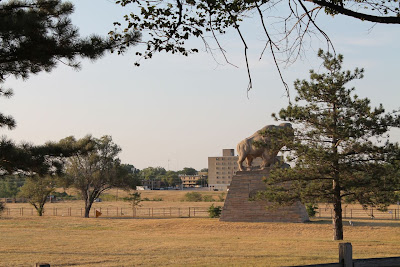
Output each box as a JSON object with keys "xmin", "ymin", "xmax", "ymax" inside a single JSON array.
[
  {"xmin": 18, "ymin": 175, "xmax": 56, "ymax": 216},
  {"xmin": 63, "ymin": 135, "xmax": 130, "ymax": 218},
  {"xmin": 0, "ymin": 0, "xmax": 139, "ymax": 128},
  {"xmin": 0, "ymin": 136, "xmax": 71, "ymax": 177},
  {"xmin": 0, "ymin": 0, "xmax": 139, "ymax": 176},
  {"xmin": 179, "ymin": 167, "xmax": 198, "ymax": 176},
  {"xmin": 112, "ymin": 0, "xmax": 399, "ymax": 93},
  {"xmin": 258, "ymin": 50, "xmax": 400, "ymax": 240},
  {"xmin": 162, "ymin": 170, "xmax": 180, "ymax": 187}
]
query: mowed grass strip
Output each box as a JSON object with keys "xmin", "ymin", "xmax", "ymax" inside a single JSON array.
[{"xmin": 0, "ymin": 216, "xmax": 399, "ymax": 267}]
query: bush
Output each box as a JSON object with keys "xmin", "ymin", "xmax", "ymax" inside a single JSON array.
[
  {"xmin": 218, "ymin": 192, "xmax": 226, "ymax": 202},
  {"xmin": 0, "ymin": 201, "xmax": 5, "ymax": 216},
  {"xmin": 100, "ymin": 193, "xmax": 119, "ymax": 201},
  {"xmin": 306, "ymin": 203, "xmax": 318, "ymax": 217},
  {"xmin": 184, "ymin": 192, "xmax": 203, "ymax": 202},
  {"xmin": 53, "ymin": 191, "xmax": 79, "ymax": 200},
  {"xmin": 208, "ymin": 204, "xmax": 222, "ymax": 218},
  {"xmin": 203, "ymin": 195, "xmax": 214, "ymax": 202}
]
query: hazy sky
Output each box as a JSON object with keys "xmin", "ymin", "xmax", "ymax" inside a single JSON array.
[{"xmin": 3, "ymin": 1, "xmax": 400, "ymax": 171}]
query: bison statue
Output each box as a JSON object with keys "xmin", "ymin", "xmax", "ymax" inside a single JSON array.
[{"xmin": 237, "ymin": 123, "xmax": 293, "ymax": 171}]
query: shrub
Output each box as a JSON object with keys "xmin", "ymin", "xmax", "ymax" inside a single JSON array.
[
  {"xmin": 218, "ymin": 192, "xmax": 226, "ymax": 202},
  {"xmin": 203, "ymin": 195, "xmax": 214, "ymax": 202},
  {"xmin": 0, "ymin": 201, "xmax": 5, "ymax": 216},
  {"xmin": 184, "ymin": 192, "xmax": 203, "ymax": 202},
  {"xmin": 306, "ymin": 203, "xmax": 318, "ymax": 217},
  {"xmin": 100, "ymin": 193, "xmax": 119, "ymax": 201},
  {"xmin": 208, "ymin": 204, "xmax": 222, "ymax": 218}
]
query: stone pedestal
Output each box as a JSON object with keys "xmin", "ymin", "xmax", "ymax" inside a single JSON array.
[{"xmin": 220, "ymin": 169, "xmax": 309, "ymax": 222}]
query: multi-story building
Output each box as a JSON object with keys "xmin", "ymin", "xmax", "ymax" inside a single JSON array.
[
  {"xmin": 180, "ymin": 173, "xmax": 208, "ymax": 188},
  {"xmin": 208, "ymin": 149, "xmax": 262, "ymax": 191}
]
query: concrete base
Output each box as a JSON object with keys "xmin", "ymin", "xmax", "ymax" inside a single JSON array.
[{"xmin": 220, "ymin": 169, "xmax": 309, "ymax": 222}]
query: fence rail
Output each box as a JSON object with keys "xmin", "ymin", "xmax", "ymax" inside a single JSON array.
[
  {"xmin": 317, "ymin": 207, "xmax": 400, "ymax": 220},
  {"xmin": 2, "ymin": 207, "xmax": 210, "ymax": 218},
  {"xmin": 3, "ymin": 205, "xmax": 400, "ymax": 220}
]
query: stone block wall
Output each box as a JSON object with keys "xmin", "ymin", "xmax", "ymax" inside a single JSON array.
[{"xmin": 220, "ymin": 169, "xmax": 309, "ymax": 222}]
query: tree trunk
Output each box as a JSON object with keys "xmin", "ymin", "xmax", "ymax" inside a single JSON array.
[
  {"xmin": 84, "ymin": 203, "xmax": 92, "ymax": 218},
  {"xmin": 332, "ymin": 179, "xmax": 343, "ymax": 240},
  {"xmin": 37, "ymin": 205, "xmax": 44, "ymax": 216},
  {"xmin": 84, "ymin": 199, "xmax": 93, "ymax": 218}
]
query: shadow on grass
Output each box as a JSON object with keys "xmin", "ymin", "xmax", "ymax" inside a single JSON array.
[{"xmin": 308, "ymin": 218, "xmax": 400, "ymax": 227}]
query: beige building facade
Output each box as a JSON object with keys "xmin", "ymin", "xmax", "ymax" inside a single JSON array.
[
  {"xmin": 208, "ymin": 149, "xmax": 262, "ymax": 191},
  {"xmin": 180, "ymin": 174, "xmax": 208, "ymax": 188}
]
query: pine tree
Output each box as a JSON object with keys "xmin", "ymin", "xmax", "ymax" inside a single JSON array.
[
  {"xmin": 0, "ymin": 0, "xmax": 140, "ymax": 128},
  {"xmin": 259, "ymin": 50, "xmax": 400, "ymax": 240},
  {"xmin": 0, "ymin": 0, "xmax": 139, "ymax": 175}
]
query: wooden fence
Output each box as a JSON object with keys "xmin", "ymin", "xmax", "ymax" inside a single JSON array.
[
  {"xmin": 292, "ymin": 243, "xmax": 400, "ymax": 267},
  {"xmin": 1, "ymin": 207, "xmax": 210, "ymax": 218}
]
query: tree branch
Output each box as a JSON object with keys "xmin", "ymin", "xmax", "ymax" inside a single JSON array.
[{"xmin": 307, "ymin": 0, "xmax": 400, "ymax": 24}]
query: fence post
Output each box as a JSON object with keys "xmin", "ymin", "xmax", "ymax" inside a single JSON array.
[
  {"xmin": 189, "ymin": 207, "xmax": 191, "ymax": 218},
  {"xmin": 339, "ymin": 243, "xmax": 352, "ymax": 267}
]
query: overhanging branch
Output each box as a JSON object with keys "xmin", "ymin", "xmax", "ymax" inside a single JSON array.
[{"xmin": 307, "ymin": 0, "xmax": 400, "ymax": 24}]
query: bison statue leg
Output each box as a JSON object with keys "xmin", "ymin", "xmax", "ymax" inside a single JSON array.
[{"xmin": 237, "ymin": 153, "xmax": 247, "ymax": 171}]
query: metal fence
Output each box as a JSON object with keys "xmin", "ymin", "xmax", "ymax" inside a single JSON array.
[
  {"xmin": 2, "ymin": 207, "xmax": 210, "ymax": 218},
  {"xmin": 317, "ymin": 207, "xmax": 400, "ymax": 220}
]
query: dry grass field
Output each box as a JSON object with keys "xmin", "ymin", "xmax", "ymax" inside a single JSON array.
[{"xmin": 1, "ymin": 190, "xmax": 400, "ymax": 266}]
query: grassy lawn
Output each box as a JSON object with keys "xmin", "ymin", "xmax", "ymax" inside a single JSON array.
[
  {"xmin": 0, "ymin": 215, "xmax": 399, "ymax": 267},
  {"xmin": 1, "ymin": 191, "xmax": 399, "ymax": 266}
]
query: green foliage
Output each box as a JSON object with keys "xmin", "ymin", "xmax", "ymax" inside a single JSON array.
[
  {"xmin": 260, "ymin": 50, "xmax": 400, "ymax": 240},
  {"xmin": 179, "ymin": 167, "xmax": 198, "ymax": 175},
  {"xmin": 208, "ymin": 204, "xmax": 222, "ymax": 218},
  {"xmin": 306, "ymin": 204, "xmax": 318, "ymax": 218},
  {"xmin": 203, "ymin": 195, "xmax": 214, "ymax": 202},
  {"xmin": 0, "ymin": 136, "xmax": 74, "ymax": 176},
  {"xmin": 52, "ymin": 191, "xmax": 79, "ymax": 200},
  {"xmin": 162, "ymin": 170, "xmax": 180, "ymax": 187},
  {"xmin": 0, "ymin": 201, "xmax": 5, "ymax": 216},
  {"xmin": 18, "ymin": 176, "xmax": 56, "ymax": 216},
  {"xmin": 126, "ymin": 192, "xmax": 142, "ymax": 208},
  {"xmin": 99, "ymin": 193, "xmax": 118, "ymax": 202},
  {"xmin": 0, "ymin": 0, "xmax": 139, "ymax": 130},
  {"xmin": 112, "ymin": 0, "xmax": 400, "ymax": 89},
  {"xmin": 0, "ymin": 176, "xmax": 25, "ymax": 198},
  {"xmin": 62, "ymin": 135, "xmax": 130, "ymax": 218},
  {"xmin": 120, "ymin": 164, "xmax": 141, "ymax": 189},
  {"xmin": 184, "ymin": 192, "xmax": 203, "ymax": 202},
  {"xmin": 218, "ymin": 192, "xmax": 226, "ymax": 202},
  {"xmin": 140, "ymin": 197, "xmax": 163, "ymax": 201}
]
